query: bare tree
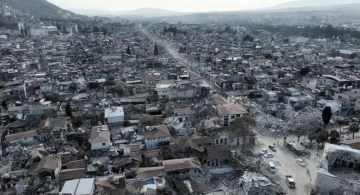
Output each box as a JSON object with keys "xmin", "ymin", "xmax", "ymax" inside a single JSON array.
[{"xmin": 229, "ymin": 115, "xmax": 256, "ymax": 151}]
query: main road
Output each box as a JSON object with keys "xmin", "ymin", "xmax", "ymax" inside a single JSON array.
[{"xmin": 140, "ymin": 27, "xmax": 214, "ymax": 89}]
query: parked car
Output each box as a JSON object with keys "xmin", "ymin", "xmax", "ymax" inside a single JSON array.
[
  {"xmin": 222, "ymin": 180, "xmax": 229, "ymax": 186},
  {"xmin": 260, "ymin": 149, "xmax": 267, "ymax": 155},
  {"xmin": 296, "ymin": 158, "xmax": 306, "ymax": 167},
  {"xmin": 268, "ymin": 144, "xmax": 277, "ymax": 151},
  {"xmin": 264, "ymin": 153, "xmax": 274, "ymax": 158}
]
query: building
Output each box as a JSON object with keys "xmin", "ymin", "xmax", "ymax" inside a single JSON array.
[
  {"xmin": 90, "ymin": 125, "xmax": 110, "ymax": 151},
  {"xmin": 5, "ymin": 130, "xmax": 37, "ymax": 146},
  {"xmin": 101, "ymin": 54, "xmax": 122, "ymax": 61},
  {"xmin": 144, "ymin": 125, "xmax": 171, "ymax": 150},
  {"xmin": 104, "ymin": 107, "xmax": 124, "ymax": 126},
  {"xmin": 216, "ymin": 103, "xmax": 248, "ymax": 126},
  {"xmin": 35, "ymin": 156, "xmax": 61, "ymax": 179},
  {"xmin": 316, "ymin": 144, "xmax": 360, "ymax": 194},
  {"xmin": 163, "ymin": 157, "xmax": 204, "ymax": 179},
  {"xmin": 60, "ymin": 178, "xmax": 95, "ymax": 195}
]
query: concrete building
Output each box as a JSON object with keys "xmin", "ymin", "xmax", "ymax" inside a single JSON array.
[
  {"xmin": 61, "ymin": 178, "xmax": 95, "ymax": 195},
  {"xmin": 104, "ymin": 107, "xmax": 124, "ymax": 126},
  {"xmin": 5, "ymin": 130, "xmax": 37, "ymax": 146},
  {"xmin": 101, "ymin": 54, "xmax": 122, "ymax": 61},
  {"xmin": 216, "ymin": 103, "xmax": 248, "ymax": 126},
  {"xmin": 144, "ymin": 125, "xmax": 171, "ymax": 150},
  {"xmin": 90, "ymin": 125, "xmax": 110, "ymax": 151},
  {"xmin": 316, "ymin": 144, "xmax": 360, "ymax": 194}
]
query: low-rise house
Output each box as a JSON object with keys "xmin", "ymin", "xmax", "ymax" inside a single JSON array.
[
  {"xmin": 38, "ymin": 116, "xmax": 68, "ymax": 143},
  {"xmin": 58, "ymin": 168, "xmax": 85, "ymax": 183},
  {"xmin": 338, "ymin": 138, "xmax": 360, "ymax": 150},
  {"xmin": 316, "ymin": 99, "xmax": 349, "ymax": 116},
  {"xmin": 34, "ymin": 155, "xmax": 61, "ymax": 179},
  {"xmin": 204, "ymin": 145, "xmax": 234, "ymax": 168},
  {"xmin": 5, "ymin": 130, "xmax": 37, "ymax": 146},
  {"xmin": 163, "ymin": 157, "xmax": 204, "ymax": 179},
  {"xmin": 144, "ymin": 125, "xmax": 171, "ymax": 150},
  {"xmin": 104, "ymin": 107, "xmax": 124, "ymax": 126},
  {"xmin": 90, "ymin": 125, "xmax": 110, "ymax": 152},
  {"xmin": 60, "ymin": 178, "xmax": 95, "ymax": 195},
  {"xmin": 216, "ymin": 103, "xmax": 248, "ymax": 126}
]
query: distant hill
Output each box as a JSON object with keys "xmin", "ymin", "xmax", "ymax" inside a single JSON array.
[
  {"xmin": 73, "ymin": 7, "xmax": 193, "ymax": 17},
  {"xmin": 273, "ymin": 0, "xmax": 360, "ymax": 9},
  {"xmin": 3, "ymin": 0, "xmax": 83, "ymax": 18}
]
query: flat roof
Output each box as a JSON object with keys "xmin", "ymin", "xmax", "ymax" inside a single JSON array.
[{"xmin": 61, "ymin": 178, "xmax": 95, "ymax": 195}]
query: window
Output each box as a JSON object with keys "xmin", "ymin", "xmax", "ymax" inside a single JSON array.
[
  {"xmin": 102, "ymin": 143, "xmax": 105, "ymax": 146},
  {"xmin": 215, "ymin": 139, "xmax": 219, "ymax": 144},
  {"xmin": 236, "ymin": 114, "xmax": 240, "ymax": 117},
  {"xmin": 231, "ymin": 115, "xmax": 235, "ymax": 119},
  {"xmin": 231, "ymin": 139, "xmax": 233, "ymax": 143}
]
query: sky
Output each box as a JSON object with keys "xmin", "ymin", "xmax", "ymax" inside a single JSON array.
[{"xmin": 47, "ymin": 0, "xmax": 297, "ymax": 13}]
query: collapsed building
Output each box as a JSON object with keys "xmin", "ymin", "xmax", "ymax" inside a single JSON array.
[{"xmin": 316, "ymin": 144, "xmax": 360, "ymax": 194}]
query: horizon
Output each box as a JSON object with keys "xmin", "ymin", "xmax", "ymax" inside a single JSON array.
[{"xmin": 47, "ymin": 0, "xmax": 298, "ymax": 13}]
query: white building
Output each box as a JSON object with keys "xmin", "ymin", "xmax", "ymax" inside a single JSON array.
[
  {"xmin": 101, "ymin": 54, "xmax": 122, "ymax": 61},
  {"xmin": 90, "ymin": 125, "xmax": 110, "ymax": 151},
  {"xmin": 61, "ymin": 178, "xmax": 95, "ymax": 195},
  {"xmin": 5, "ymin": 130, "xmax": 37, "ymax": 146},
  {"xmin": 104, "ymin": 107, "xmax": 124, "ymax": 126},
  {"xmin": 216, "ymin": 103, "xmax": 248, "ymax": 126},
  {"xmin": 144, "ymin": 125, "xmax": 171, "ymax": 150}
]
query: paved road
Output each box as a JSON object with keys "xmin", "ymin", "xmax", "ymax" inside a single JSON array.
[
  {"xmin": 140, "ymin": 28, "xmax": 214, "ymax": 89},
  {"xmin": 256, "ymin": 133, "xmax": 319, "ymax": 195}
]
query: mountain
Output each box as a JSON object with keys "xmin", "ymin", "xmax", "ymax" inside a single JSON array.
[
  {"xmin": 72, "ymin": 8, "xmax": 193, "ymax": 18},
  {"xmin": 2, "ymin": 0, "xmax": 83, "ymax": 18},
  {"xmin": 273, "ymin": 0, "xmax": 360, "ymax": 9}
]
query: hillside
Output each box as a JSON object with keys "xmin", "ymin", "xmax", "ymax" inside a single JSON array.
[
  {"xmin": 273, "ymin": 0, "xmax": 360, "ymax": 9},
  {"xmin": 2, "ymin": 0, "xmax": 83, "ymax": 19}
]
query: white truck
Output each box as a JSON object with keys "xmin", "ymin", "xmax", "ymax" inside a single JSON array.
[{"xmin": 285, "ymin": 175, "xmax": 296, "ymax": 188}]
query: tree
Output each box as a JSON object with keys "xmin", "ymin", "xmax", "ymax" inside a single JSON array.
[
  {"xmin": 154, "ymin": 44, "xmax": 159, "ymax": 55},
  {"xmin": 264, "ymin": 53, "xmax": 272, "ymax": 59},
  {"xmin": 329, "ymin": 130, "xmax": 340, "ymax": 143},
  {"xmin": 283, "ymin": 38, "xmax": 290, "ymax": 43},
  {"xmin": 104, "ymin": 76, "xmax": 116, "ymax": 86},
  {"xmin": 206, "ymin": 56, "xmax": 212, "ymax": 63},
  {"xmin": 62, "ymin": 24, "xmax": 66, "ymax": 32},
  {"xmin": 300, "ymin": 67, "xmax": 310, "ymax": 77},
  {"xmin": 322, "ymin": 106, "xmax": 333, "ymax": 130},
  {"xmin": 278, "ymin": 71, "xmax": 285, "ymax": 78},
  {"xmin": 126, "ymin": 45, "xmax": 131, "ymax": 54},
  {"xmin": 24, "ymin": 27, "xmax": 28, "ymax": 36},
  {"xmin": 65, "ymin": 102, "xmax": 73, "ymax": 118},
  {"xmin": 20, "ymin": 27, "xmax": 24, "ymax": 36},
  {"xmin": 243, "ymin": 34, "xmax": 254, "ymax": 42},
  {"xmin": 337, "ymin": 119, "xmax": 349, "ymax": 135},
  {"xmin": 315, "ymin": 130, "xmax": 329, "ymax": 148},
  {"xmin": 349, "ymin": 122, "xmax": 360, "ymax": 139},
  {"xmin": 93, "ymin": 26, "xmax": 100, "ymax": 32},
  {"xmin": 229, "ymin": 116, "xmax": 256, "ymax": 151}
]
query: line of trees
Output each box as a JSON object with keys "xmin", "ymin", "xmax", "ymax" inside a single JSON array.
[{"xmin": 251, "ymin": 24, "xmax": 360, "ymax": 40}]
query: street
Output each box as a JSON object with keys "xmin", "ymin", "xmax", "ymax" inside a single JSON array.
[{"xmin": 256, "ymin": 132, "xmax": 320, "ymax": 195}]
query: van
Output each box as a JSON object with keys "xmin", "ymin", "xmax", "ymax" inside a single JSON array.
[{"xmin": 268, "ymin": 162, "xmax": 276, "ymax": 173}]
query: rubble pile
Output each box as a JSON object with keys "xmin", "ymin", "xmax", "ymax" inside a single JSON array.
[{"xmin": 237, "ymin": 97, "xmax": 341, "ymax": 135}]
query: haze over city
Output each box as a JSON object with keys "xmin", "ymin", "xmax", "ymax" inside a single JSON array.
[{"xmin": 47, "ymin": 0, "xmax": 359, "ymax": 13}]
